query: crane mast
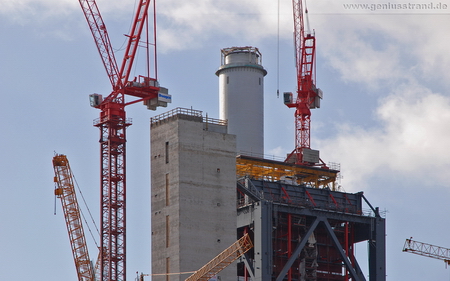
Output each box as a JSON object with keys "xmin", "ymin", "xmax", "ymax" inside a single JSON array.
[
  {"xmin": 78, "ymin": 0, "xmax": 170, "ymax": 280},
  {"xmin": 53, "ymin": 154, "xmax": 96, "ymax": 281},
  {"xmin": 284, "ymin": 0, "xmax": 322, "ymax": 166}
]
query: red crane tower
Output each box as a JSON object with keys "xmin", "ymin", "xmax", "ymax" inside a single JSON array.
[
  {"xmin": 78, "ymin": 0, "xmax": 170, "ymax": 280},
  {"xmin": 284, "ymin": 0, "xmax": 323, "ymax": 166}
]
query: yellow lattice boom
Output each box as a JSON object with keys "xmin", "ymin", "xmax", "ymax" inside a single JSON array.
[
  {"xmin": 185, "ymin": 234, "xmax": 253, "ymax": 281},
  {"xmin": 53, "ymin": 154, "xmax": 95, "ymax": 281}
]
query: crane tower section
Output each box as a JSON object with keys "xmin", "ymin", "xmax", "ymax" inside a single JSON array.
[{"xmin": 284, "ymin": 0, "xmax": 323, "ymax": 166}]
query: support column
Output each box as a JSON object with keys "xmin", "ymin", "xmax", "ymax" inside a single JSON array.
[
  {"xmin": 369, "ymin": 215, "xmax": 386, "ymax": 281},
  {"xmin": 253, "ymin": 201, "xmax": 273, "ymax": 281}
]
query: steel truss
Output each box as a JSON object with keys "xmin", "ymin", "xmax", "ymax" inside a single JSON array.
[{"xmin": 237, "ymin": 178, "xmax": 386, "ymax": 281}]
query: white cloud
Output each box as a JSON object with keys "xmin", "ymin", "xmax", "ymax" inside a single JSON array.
[
  {"xmin": 7, "ymin": 0, "xmax": 449, "ymax": 86},
  {"xmin": 318, "ymin": 83, "xmax": 450, "ymax": 191},
  {"xmin": 156, "ymin": 0, "xmax": 292, "ymax": 51},
  {"xmin": 0, "ymin": 0, "xmax": 77, "ymax": 23},
  {"xmin": 312, "ymin": 11, "xmax": 450, "ymax": 89},
  {"xmin": 0, "ymin": 0, "xmax": 141, "ymax": 24},
  {"xmin": 1, "ymin": 0, "xmax": 290, "ymax": 51},
  {"xmin": 380, "ymin": 85, "xmax": 450, "ymax": 170},
  {"xmin": 267, "ymin": 146, "xmax": 287, "ymax": 159}
]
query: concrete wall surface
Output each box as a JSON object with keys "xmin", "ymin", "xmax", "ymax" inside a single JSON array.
[{"xmin": 151, "ymin": 113, "xmax": 237, "ymax": 281}]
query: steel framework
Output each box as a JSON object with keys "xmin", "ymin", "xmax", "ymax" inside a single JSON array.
[
  {"xmin": 403, "ymin": 238, "xmax": 450, "ymax": 265},
  {"xmin": 237, "ymin": 176, "xmax": 386, "ymax": 281},
  {"xmin": 185, "ymin": 234, "xmax": 253, "ymax": 281}
]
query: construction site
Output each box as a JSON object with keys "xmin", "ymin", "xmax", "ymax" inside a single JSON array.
[{"xmin": 52, "ymin": 0, "xmax": 387, "ymax": 281}]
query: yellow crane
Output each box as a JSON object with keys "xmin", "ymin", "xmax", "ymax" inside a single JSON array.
[
  {"xmin": 138, "ymin": 233, "xmax": 253, "ymax": 281},
  {"xmin": 185, "ymin": 233, "xmax": 253, "ymax": 281},
  {"xmin": 54, "ymin": 154, "xmax": 253, "ymax": 281},
  {"xmin": 53, "ymin": 154, "xmax": 96, "ymax": 281}
]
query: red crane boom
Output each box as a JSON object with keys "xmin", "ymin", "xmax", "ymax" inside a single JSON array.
[
  {"xmin": 284, "ymin": 0, "xmax": 323, "ymax": 166},
  {"xmin": 78, "ymin": 0, "xmax": 170, "ymax": 280},
  {"xmin": 79, "ymin": 0, "xmax": 120, "ymax": 89},
  {"xmin": 118, "ymin": 0, "xmax": 153, "ymax": 88}
]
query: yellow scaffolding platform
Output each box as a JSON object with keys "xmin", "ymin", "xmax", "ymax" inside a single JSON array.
[{"xmin": 236, "ymin": 155, "xmax": 339, "ymax": 190}]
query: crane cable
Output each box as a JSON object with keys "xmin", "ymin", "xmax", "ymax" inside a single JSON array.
[
  {"xmin": 276, "ymin": 0, "xmax": 280, "ymax": 98},
  {"xmin": 113, "ymin": 0, "xmax": 139, "ymax": 53},
  {"xmin": 72, "ymin": 172, "xmax": 100, "ymax": 249},
  {"xmin": 304, "ymin": 0, "xmax": 312, "ymax": 36},
  {"xmin": 136, "ymin": 271, "xmax": 196, "ymax": 280}
]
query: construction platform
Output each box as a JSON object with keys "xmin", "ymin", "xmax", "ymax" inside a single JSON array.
[{"xmin": 236, "ymin": 154, "xmax": 340, "ymax": 190}]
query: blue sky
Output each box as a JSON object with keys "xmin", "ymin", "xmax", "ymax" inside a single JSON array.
[{"xmin": 1, "ymin": 0, "xmax": 450, "ymax": 280}]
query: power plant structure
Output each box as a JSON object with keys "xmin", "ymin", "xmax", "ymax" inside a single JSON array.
[
  {"xmin": 55, "ymin": 0, "xmax": 385, "ymax": 279},
  {"xmin": 150, "ymin": 47, "xmax": 386, "ymax": 281}
]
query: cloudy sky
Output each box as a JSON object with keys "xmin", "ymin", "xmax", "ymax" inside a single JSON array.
[{"xmin": 1, "ymin": 0, "xmax": 450, "ymax": 280}]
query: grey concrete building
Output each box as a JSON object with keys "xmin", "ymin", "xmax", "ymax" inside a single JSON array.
[{"xmin": 150, "ymin": 108, "xmax": 237, "ymax": 281}]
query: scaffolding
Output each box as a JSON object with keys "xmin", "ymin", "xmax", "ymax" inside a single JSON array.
[{"xmin": 236, "ymin": 155, "xmax": 339, "ymax": 190}]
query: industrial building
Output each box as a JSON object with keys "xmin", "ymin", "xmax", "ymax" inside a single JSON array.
[
  {"xmin": 50, "ymin": 0, "xmax": 385, "ymax": 279},
  {"xmin": 150, "ymin": 47, "xmax": 386, "ymax": 281}
]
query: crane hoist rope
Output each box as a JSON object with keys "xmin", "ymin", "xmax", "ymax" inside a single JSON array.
[{"xmin": 72, "ymin": 169, "xmax": 100, "ymax": 248}]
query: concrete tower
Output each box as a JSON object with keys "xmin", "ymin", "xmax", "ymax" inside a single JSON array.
[
  {"xmin": 216, "ymin": 46, "xmax": 267, "ymax": 156},
  {"xmin": 150, "ymin": 108, "xmax": 237, "ymax": 281}
]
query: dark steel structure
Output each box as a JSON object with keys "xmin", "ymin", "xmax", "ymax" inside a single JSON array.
[{"xmin": 235, "ymin": 158, "xmax": 385, "ymax": 281}]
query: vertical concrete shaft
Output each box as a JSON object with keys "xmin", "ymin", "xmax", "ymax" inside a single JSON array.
[{"xmin": 216, "ymin": 46, "xmax": 267, "ymax": 156}]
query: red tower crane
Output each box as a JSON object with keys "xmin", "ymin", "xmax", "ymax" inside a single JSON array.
[
  {"xmin": 78, "ymin": 0, "xmax": 170, "ymax": 280},
  {"xmin": 284, "ymin": 0, "xmax": 323, "ymax": 166}
]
